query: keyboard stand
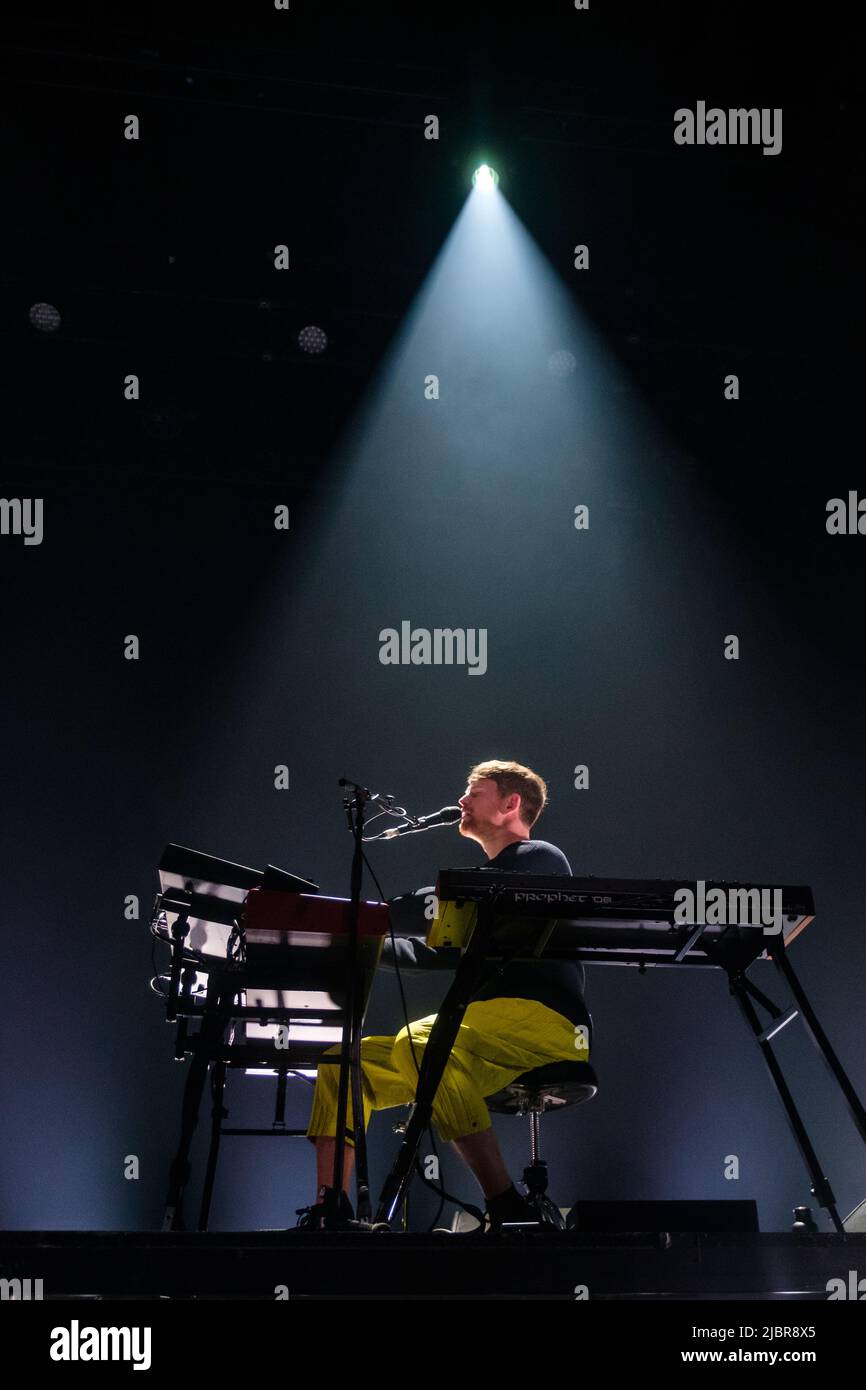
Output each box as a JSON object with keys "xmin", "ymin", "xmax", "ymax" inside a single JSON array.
[
  {"xmin": 373, "ymin": 892, "xmax": 866, "ymax": 1235},
  {"xmin": 723, "ymin": 938, "xmax": 866, "ymax": 1234}
]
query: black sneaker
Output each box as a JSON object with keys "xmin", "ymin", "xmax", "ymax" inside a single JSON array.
[
  {"xmin": 484, "ymin": 1186, "xmax": 542, "ymax": 1234},
  {"xmin": 295, "ymin": 1185, "xmax": 355, "ymax": 1230}
]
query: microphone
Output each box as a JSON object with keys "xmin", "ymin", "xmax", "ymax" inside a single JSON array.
[{"xmin": 379, "ymin": 806, "xmax": 462, "ymax": 839}]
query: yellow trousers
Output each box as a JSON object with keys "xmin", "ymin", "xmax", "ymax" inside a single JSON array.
[{"xmin": 306, "ymin": 997, "xmax": 590, "ymax": 1146}]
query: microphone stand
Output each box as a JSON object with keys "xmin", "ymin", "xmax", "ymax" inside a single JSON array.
[
  {"xmin": 328, "ymin": 793, "xmax": 460, "ymax": 1227},
  {"xmin": 328, "ymin": 778, "xmax": 376, "ymax": 1228}
]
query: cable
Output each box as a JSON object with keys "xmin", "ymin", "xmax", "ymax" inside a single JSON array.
[
  {"xmin": 150, "ymin": 934, "xmax": 168, "ymax": 998},
  {"xmin": 361, "ymin": 801, "xmax": 414, "ymax": 842}
]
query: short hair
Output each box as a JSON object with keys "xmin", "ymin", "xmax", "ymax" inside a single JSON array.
[{"xmin": 468, "ymin": 759, "xmax": 549, "ymax": 829}]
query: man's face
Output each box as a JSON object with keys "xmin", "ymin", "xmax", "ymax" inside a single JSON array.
[{"xmin": 457, "ymin": 778, "xmax": 518, "ymax": 838}]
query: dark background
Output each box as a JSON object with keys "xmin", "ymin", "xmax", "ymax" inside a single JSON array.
[{"xmin": 1, "ymin": 2, "xmax": 862, "ymax": 1233}]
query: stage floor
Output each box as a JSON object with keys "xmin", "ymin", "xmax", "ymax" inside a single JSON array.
[{"xmin": 3, "ymin": 1229, "xmax": 865, "ymax": 1300}]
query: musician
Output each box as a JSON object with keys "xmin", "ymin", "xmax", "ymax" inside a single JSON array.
[{"xmin": 301, "ymin": 759, "xmax": 592, "ymax": 1231}]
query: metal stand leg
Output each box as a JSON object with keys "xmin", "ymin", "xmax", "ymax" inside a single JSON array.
[
  {"xmin": 375, "ymin": 903, "xmax": 495, "ymax": 1224},
  {"xmin": 197, "ymin": 1059, "xmax": 227, "ymax": 1232},
  {"xmin": 729, "ymin": 970, "xmax": 844, "ymax": 1232},
  {"xmin": 330, "ymin": 785, "xmax": 375, "ymax": 1228},
  {"xmin": 162, "ymin": 1002, "xmax": 227, "ymax": 1232},
  {"xmin": 348, "ymin": 951, "xmax": 372, "ymax": 1221},
  {"xmin": 769, "ymin": 944, "xmax": 866, "ymax": 1145}
]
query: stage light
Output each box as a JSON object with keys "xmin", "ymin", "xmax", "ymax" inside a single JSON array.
[
  {"xmin": 29, "ymin": 302, "xmax": 61, "ymax": 332},
  {"xmin": 298, "ymin": 325, "xmax": 328, "ymax": 354},
  {"xmin": 472, "ymin": 164, "xmax": 499, "ymax": 193}
]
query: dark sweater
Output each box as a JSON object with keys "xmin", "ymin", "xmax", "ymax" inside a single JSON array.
[{"xmin": 381, "ymin": 838, "xmax": 591, "ymax": 1035}]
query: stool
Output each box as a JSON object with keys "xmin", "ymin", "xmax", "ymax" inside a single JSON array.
[{"xmin": 485, "ymin": 1059, "xmax": 599, "ymax": 1230}]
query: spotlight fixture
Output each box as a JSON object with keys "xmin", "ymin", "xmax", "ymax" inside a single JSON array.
[
  {"xmin": 29, "ymin": 302, "xmax": 61, "ymax": 332},
  {"xmin": 298, "ymin": 325, "xmax": 328, "ymax": 354},
  {"xmin": 472, "ymin": 164, "xmax": 499, "ymax": 193}
]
